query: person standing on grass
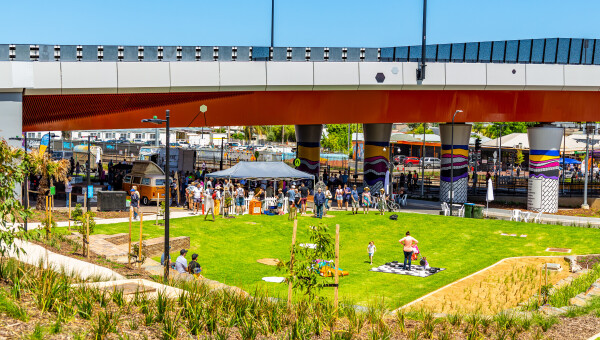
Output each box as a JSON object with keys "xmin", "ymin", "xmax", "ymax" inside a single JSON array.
[
  {"xmin": 362, "ymin": 187, "xmax": 371, "ymax": 214},
  {"xmin": 287, "ymin": 185, "xmax": 296, "ymax": 211},
  {"xmin": 343, "ymin": 184, "xmax": 351, "ymax": 211},
  {"xmin": 335, "ymin": 185, "xmax": 344, "ymax": 210},
  {"xmin": 377, "ymin": 188, "xmax": 387, "ymax": 215},
  {"xmin": 299, "ymin": 182, "xmax": 309, "ymax": 214},
  {"xmin": 204, "ymin": 184, "xmax": 215, "ymax": 221},
  {"xmin": 277, "ymin": 188, "xmax": 285, "ymax": 214},
  {"xmin": 351, "ymin": 185, "xmax": 359, "ymax": 214},
  {"xmin": 324, "ymin": 186, "xmax": 332, "ymax": 215},
  {"xmin": 367, "ymin": 241, "xmax": 376, "ymax": 265},
  {"xmin": 314, "ymin": 187, "xmax": 326, "ymax": 219},
  {"xmin": 235, "ymin": 183, "xmax": 245, "ymax": 215},
  {"xmin": 399, "ymin": 231, "xmax": 418, "ymax": 271},
  {"xmin": 193, "ymin": 183, "xmax": 203, "ymax": 215}
]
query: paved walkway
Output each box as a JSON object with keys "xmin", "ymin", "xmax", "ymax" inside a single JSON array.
[
  {"xmin": 402, "ymin": 199, "xmax": 600, "ymax": 227},
  {"xmin": 7, "ymin": 239, "xmax": 124, "ymax": 281}
]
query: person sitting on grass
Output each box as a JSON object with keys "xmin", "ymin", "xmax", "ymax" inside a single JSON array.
[
  {"xmin": 175, "ymin": 249, "xmax": 188, "ymax": 274},
  {"xmin": 419, "ymin": 256, "xmax": 429, "ymax": 270},
  {"xmin": 188, "ymin": 253, "xmax": 202, "ymax": 276}
]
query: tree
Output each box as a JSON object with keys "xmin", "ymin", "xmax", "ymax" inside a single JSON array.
[
  {"xmin": 321, "ymin": 124, "xmax": 362, "ymax": 153},
  {"xmin": 0, "ymin": 139, "xmax": 31, "ymax": 274},
  {"xmin": 28, "ymin": 151, "xmax": 70, "ymax": 210},
  {"xmin": 277, "ymin": 224, "xmax": 335, "ymax": 298},
  {"xmin": 266, "ymin": 125, "xmax": 296, "ymax": 143},
  {"xmin": 484, "ymin": 122, "xmax": 537, "ymax": 139},
  {"xmin": 515, "ymin": 149, "xmax": 524, "ymax": 166},
  {"xmin": 410, "ymin": 123, "xmax": 433, "ymax": 135}
]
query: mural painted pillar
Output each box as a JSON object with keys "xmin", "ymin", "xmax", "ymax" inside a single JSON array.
[
  {"xmin": 527, "ymin": 126, "xmax": 562, "ymax": 213},
  {"xmin": 439, "ymin": 123, "xmax": 472, "ymax": 203},
  {"xmin": 363, "ymin": 123, "xmax": 392, "ymax": 192},
  {"xmin": 295, "ymin": 124, "xmax": 322, "ymax": 178}
]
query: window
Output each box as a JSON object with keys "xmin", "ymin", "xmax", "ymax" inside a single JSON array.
[
  {"xmin": 135, "ymin": 133, "xmax": 142, "ymax": 139},
  {"xmin": 142, "ymin": 178, "xmax": 151, "ymax": 185},
  {"xmin": 156, "ymin": 179, "xmax": 166, "ymax": 186},
  {"xmin": 149, "ymin": 134, "xmax": 156, "ymax": 139},
  {"xmin": 124, "ymin": 175, "xmax": 132, "ymax": 183},
  {"xmin": 133, "ymin": 177, "xmax": 142, "ymax": 184}
]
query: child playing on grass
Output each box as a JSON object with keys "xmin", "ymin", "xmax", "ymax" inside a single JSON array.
[{"xmin": 367, "ymin": 241, "xmax": 376, "ymax": 265}]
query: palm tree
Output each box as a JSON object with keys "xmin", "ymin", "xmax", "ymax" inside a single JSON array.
[{"xmin": 29, "ymin": 151, "xmax": 70, "ymax": 210}]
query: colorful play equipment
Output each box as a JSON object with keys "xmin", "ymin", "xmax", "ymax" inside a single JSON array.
[{"xmin": 315, "ymin": 259, "xmax": 349, "ymax": 277}]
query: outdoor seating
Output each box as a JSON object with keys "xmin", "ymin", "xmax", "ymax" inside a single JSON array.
[
  {"xmin": 521, "ymin": 211, "xmax": 531, "ymax": 223},
  {"xmin": 510, "ymin": 209, "xmax": 521, "ymax": 222},
  {"xmin": 533, "ymin": 211, "xmax": 543, "ymax": 223},
  {"xmin": 399, "ymin": 194, "xmax": 407, "ymax": 207},
  {"xmin": 441, "ymin": 202, "xmax": 450, "ymax": 216},
  {"xmin": 457, "ymin": 205, "xmax": 465, "ymax": 218}
]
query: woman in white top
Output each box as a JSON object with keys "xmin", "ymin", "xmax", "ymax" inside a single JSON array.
[
  {"xmin": 335, "ymin": 185, "xmax": 344, "ymax": 210},
  {"xmin": 204, "ymin": 185, "xmax": 215, "ymax": 222},
  {"xmin": 399, "ymin": 231, "xmax": 418, "ymax": 271},
  {"xmin": 324, "ymin": 187, "xmax": 333, "ymax": 215}
]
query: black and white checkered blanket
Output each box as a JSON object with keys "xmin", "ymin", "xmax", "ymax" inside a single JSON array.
[{"xmin": 370, "ymin": 261, "xmax": 446, "ymax": 277}]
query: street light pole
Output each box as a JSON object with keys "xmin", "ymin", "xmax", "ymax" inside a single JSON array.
[
  {"xmin": 220, "ymin": 136, "xmax": 224, "ymax": 170},
  {"xmin": 87, "ymin": 135, "xmax": 91, "ymax": 213},
  {"xmin": 421, "ymin": 123, "xmax": 426, "ymax": 197},
  {"xmin": 450, "ymin": 110, "xmax": 463, "ymax": 216},
  {"xmin": 354, "ymin": 123, "xmax": 359, "ymax": 186},
  {"xmin": 143, "ymin": 110, "xmax": 172, "ymax": 282},
  {"xmin": 583, "ymin": 122, "xmax": 590, "ymax": 209}
]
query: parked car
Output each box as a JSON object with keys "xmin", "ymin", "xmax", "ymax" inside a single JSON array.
[
  {"xmin": 393, "ymin": 155, "xmax": 406, "ymax": 165},
  {"xmin": 404, "ymin": 157, "xmax": 420, "ymax": 166},
  {"xmin": 419, "ymin": 157, "xmax": 441, "ymax": 169},
  {"xmin": 133, "ymin": 139, "xmax": 143, "ymax": 144}
]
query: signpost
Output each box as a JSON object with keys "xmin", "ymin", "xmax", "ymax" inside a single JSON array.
[{"xmin": 293, "ymin": 158, "xmax": 301, "ymax": 167}]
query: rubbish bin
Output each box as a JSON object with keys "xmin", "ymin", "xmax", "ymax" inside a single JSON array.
[
  {"xmin": 464, "ymin": 203, "xmax": 474, "ymax": 218},
  {"xmin": 472, "ymin": 205, "xmax": 484, "ymax": 219}
]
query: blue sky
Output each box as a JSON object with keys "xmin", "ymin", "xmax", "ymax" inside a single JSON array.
[{"xmin": 1, "ymin": 0, "xmax": 598, "ymax": 47}]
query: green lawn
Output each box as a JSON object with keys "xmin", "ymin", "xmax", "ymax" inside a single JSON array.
[{"xmin": 93, "ymin": 210, "xmax": 600, "ymax": 308}]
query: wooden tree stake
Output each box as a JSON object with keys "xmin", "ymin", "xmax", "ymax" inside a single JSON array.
[
  {"xmin": 334, "ymin": 224, "xmax": 340, "ymax": 313},
  {"xmin": 128, "ymin": 208, "xmax": 132, "ymax": 265},
  {"xmin": 86, "ymin": 214, "xmax": 90, "ymax": 259},
  {"xmin": 139, "ymin": 212, "xmax": 143, "ymax": 269},
  {"xmin": 287, "ymin": 219, "xmax": 298, "ymax": 308}
]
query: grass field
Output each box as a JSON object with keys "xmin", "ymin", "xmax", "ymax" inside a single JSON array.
[{"xmin": 93, "ymin": 210, "xmax": 600, "ymax": 308}]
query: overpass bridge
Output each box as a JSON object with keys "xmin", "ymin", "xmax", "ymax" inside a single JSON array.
[{"xmin": 1, "ymin": 38, "xmax": 600, "ymax": 212}]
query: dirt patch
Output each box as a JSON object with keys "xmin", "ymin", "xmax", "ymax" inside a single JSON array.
[
  {"xmin": 257, "ymin": 258, "xmax": 280, "ymax": 266},
  {"xmin": 578, "ymin": 255, "xmax": 600, "ymax": 270},
  {"xmin": 30, "ymin": 235, "xmax": 155, "ymax": 281},
  {"xmin": 408, "ymin": 257, "xmax": 572, "ymax": 315},
  {"xmin": 555, "ymin": 208, "xmax": 600, "ymax": 218}
]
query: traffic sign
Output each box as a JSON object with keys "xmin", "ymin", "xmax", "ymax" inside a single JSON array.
[
  {"xmin": 49, "ymin": 186, "xmax": 56, "ymax": 196},
  {"xmin": 294, "ymin": 158, "xmax": 301, "ymax": 167}
]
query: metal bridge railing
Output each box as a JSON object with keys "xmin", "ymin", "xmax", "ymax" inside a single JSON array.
[{"xmin": 1, "ymin": 38, "xmax": 598, "ymax": 64}]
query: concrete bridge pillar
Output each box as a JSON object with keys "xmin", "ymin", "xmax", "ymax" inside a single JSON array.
[
  {"xmin": 439, "ymin": 123, "xmax": 472, "ymax": 203},
  {"xmin": 0, "ymin": 93, "xmax": 23, "ymax": 149},
  {"xmin": 527, "ymin": 125, "xmax": 562, "ymax": 213},
  {"xmin": 363, "ymin": 123, "xmax": 393, "ymax": 192},
  {"xmin": 294, "ymin": 124, "xmax": 323, "ymax": 178}
]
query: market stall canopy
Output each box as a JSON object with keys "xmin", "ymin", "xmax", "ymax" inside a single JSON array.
[
  {"xmin": 206, "ymin": 162, "xmax": 315, "ymax": 181},
  {"xmin": 559, "ymin": 158, "xmax": 582, "ymax": 165}
]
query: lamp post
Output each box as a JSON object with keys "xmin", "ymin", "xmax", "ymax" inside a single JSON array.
[
  {"xmin": 421, "ymin": 123, "xmax": 426, "ymax": 197},
  {"xmin": 354, "ymin": 123, "xmax": 359, "ymax": 186},
  {"xmin": 582, "ymin": 123, "xmax": 591, "ymax": 209},
  {"xmin": 87, "ymin": 135, "xmax": 91, "ymax": 212},
  {"xmin": 9, "ymin": 135, "xmax": 28, "ymax": 232},
  {"xmin": 450, "ymin": 110, "xmax": 463, "ymax": 216},
  {"xmin": 220, "ymin": 136, "xmax": 224, "ymax": 170},
  {"xmin": 142, "ymin": 110, "xmax": 171, "ymax": 282}
]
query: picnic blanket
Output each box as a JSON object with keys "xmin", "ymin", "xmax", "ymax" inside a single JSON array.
[{"xmin": 370, "ymin": 261, "xmax": 445, "ymax": 278}]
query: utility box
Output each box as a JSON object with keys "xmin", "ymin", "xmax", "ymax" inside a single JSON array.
[{"xmin": 97, "ymin": 191, "xmax": 127, "ymax": 211}]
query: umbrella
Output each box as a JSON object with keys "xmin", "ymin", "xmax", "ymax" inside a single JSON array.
[{"xmin": 486, "ymin": 178, "xmax": 494, "ymax": 217}]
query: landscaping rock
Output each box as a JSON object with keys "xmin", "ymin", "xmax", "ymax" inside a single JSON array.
[
  {"xmin": 539, "ymin": 305, "xmax": 566, "ymax": 316},
  {"xmin": 569, "ymin": 295, "xmax": 588, "ymax": 307},
  {"xmin": 565, "ymin": 255, "xmax": 582, "ymax": 273},
  {"xmin": 545, "ymin": 263, "xmax": 562, "ymax": 271}
]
